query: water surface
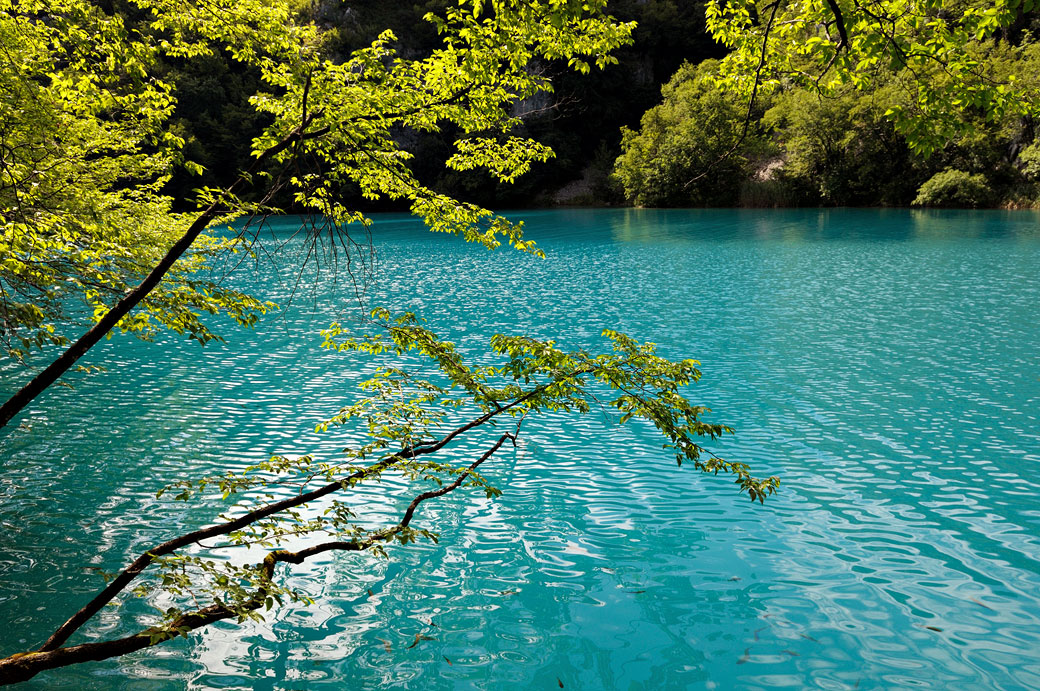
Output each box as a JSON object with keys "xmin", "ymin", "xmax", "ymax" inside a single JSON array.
[{"xmin": 1, "ymin": 208, "xmax": 1039, "ymax": 690}]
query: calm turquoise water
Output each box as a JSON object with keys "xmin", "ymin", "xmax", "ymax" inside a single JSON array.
[{"xmin": 1, "ymin": 209, "xmax": 1039, "ymax": 690}]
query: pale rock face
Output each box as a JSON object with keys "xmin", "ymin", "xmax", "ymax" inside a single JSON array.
[{"xmin": 754, "ymin": 158, "xmax": 786, "ymax": 182}]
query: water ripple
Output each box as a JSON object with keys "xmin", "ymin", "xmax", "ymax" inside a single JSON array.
[{"xmin": 0, "ymin": 209, "xmax": 1038, "ymax": 689}]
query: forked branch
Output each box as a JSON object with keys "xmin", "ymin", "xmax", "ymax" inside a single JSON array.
[
  {"xmin": 0, "ymin": 427, "xmax": 519, "ymax": 685},
  {"xmin": 0, "ymin": 317, "xmax": 778, "ymax": 686}
]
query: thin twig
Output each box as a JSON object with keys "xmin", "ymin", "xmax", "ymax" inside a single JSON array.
[{"xmin": 684, "ymin": 0, "xmax": 782, "ymax": 189}]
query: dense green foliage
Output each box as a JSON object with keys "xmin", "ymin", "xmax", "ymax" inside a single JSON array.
[
  {"xmin": 707, "ymin": 0, "xmax": 1037, "ymax": 156},
  {"xmin": 760, "ymin": 86, "xmax": 925, "ymax": 206},
  {"xmin": 613, "ymin": 61, "xmax": 764, "ymax": 206},
  {"xmin": 616, "ymin": 2, "xmax": 1040, "ymax": 207},
  {"xmin": 912, "ymin": 169, "xmax": 996, "ymax": 208},
  {"xmin": 0, "ymin": 0, "xmax": 637, "ymax": 373},
  {"xmin": 0, "ymin": 0, "xmax": 274, "ymax": 360}
]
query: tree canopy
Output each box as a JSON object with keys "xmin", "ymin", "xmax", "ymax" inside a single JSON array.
[
  {"xmin": 706, "ymin": 0, "xmax": 1038, "ymax": 156},
  {"xmin": 0, "ymin": 0, "xmax": 274, "ymax": 359},
  {"xmin": 615, "ymin": 0, "xmax": 1040, "ymax": 207},
  {"xmin": 613, "ymin": 60, "xmax": 770, "ymax": 206},
  {"xmin": 0, "ymin": 0, "xmax": 636, "ymax": 428}
]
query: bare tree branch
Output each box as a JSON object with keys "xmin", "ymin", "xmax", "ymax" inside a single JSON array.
[{"xmin": 684, "ymin": 0, "xmax": 782, "ymax": 189}]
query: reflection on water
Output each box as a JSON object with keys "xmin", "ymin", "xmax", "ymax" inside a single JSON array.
[
  {"xmin": 1, "ymin": 209, "xmax": 1039, "ymax": 690},
  {"xmin": 602, "ymin": 207, "xmax": 1040, "ymax": 244}
]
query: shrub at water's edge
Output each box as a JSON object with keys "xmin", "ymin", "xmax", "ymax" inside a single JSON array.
[
  {"xmin": 913, "ymin": 170, "xmax": 996, "ymax": 209},
  {"xmin": 612, "ymin": 60, "xmax": 769, "ymax": 207}
]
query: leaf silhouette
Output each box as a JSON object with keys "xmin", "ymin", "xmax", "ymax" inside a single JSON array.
[{"xmin": 407, "ymin": 634, "xmax": 436, "ymax": 649}]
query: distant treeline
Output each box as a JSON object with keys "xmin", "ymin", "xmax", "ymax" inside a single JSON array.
[
  {"xmin": 614, "ymin": 50, "xmax": 1040, "ymax": 209},
  {"xmin": 160, "ymin": 1, "xmax": 1040, "ymax": 210}
]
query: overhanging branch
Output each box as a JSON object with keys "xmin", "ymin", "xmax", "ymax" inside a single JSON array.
[
  {"xmin": 0, "ymin": 113, "xmax": 325, "ymax": 432},
  {"xmin": 0, "ymin": 428, "xmax": 519, "ymax": 685}
]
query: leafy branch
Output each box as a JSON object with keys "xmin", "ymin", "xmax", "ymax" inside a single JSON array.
[
  {"xmin": 0, "ymin": 0, "xmax": 636, "ymax": 430},
  {"xmin": 0, "ymin": 311, "xmax": 778, "ymax": 685}
]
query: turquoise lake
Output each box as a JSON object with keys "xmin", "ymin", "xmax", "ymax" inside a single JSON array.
[{"xmin": 1, "ymin": 208, "xmax": 1039, "ymax": 689}]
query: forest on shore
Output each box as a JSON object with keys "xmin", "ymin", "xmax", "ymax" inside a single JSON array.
[{"xmin": 161, "ymin": 1, "xmax": 1040, "ymax": 210}]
